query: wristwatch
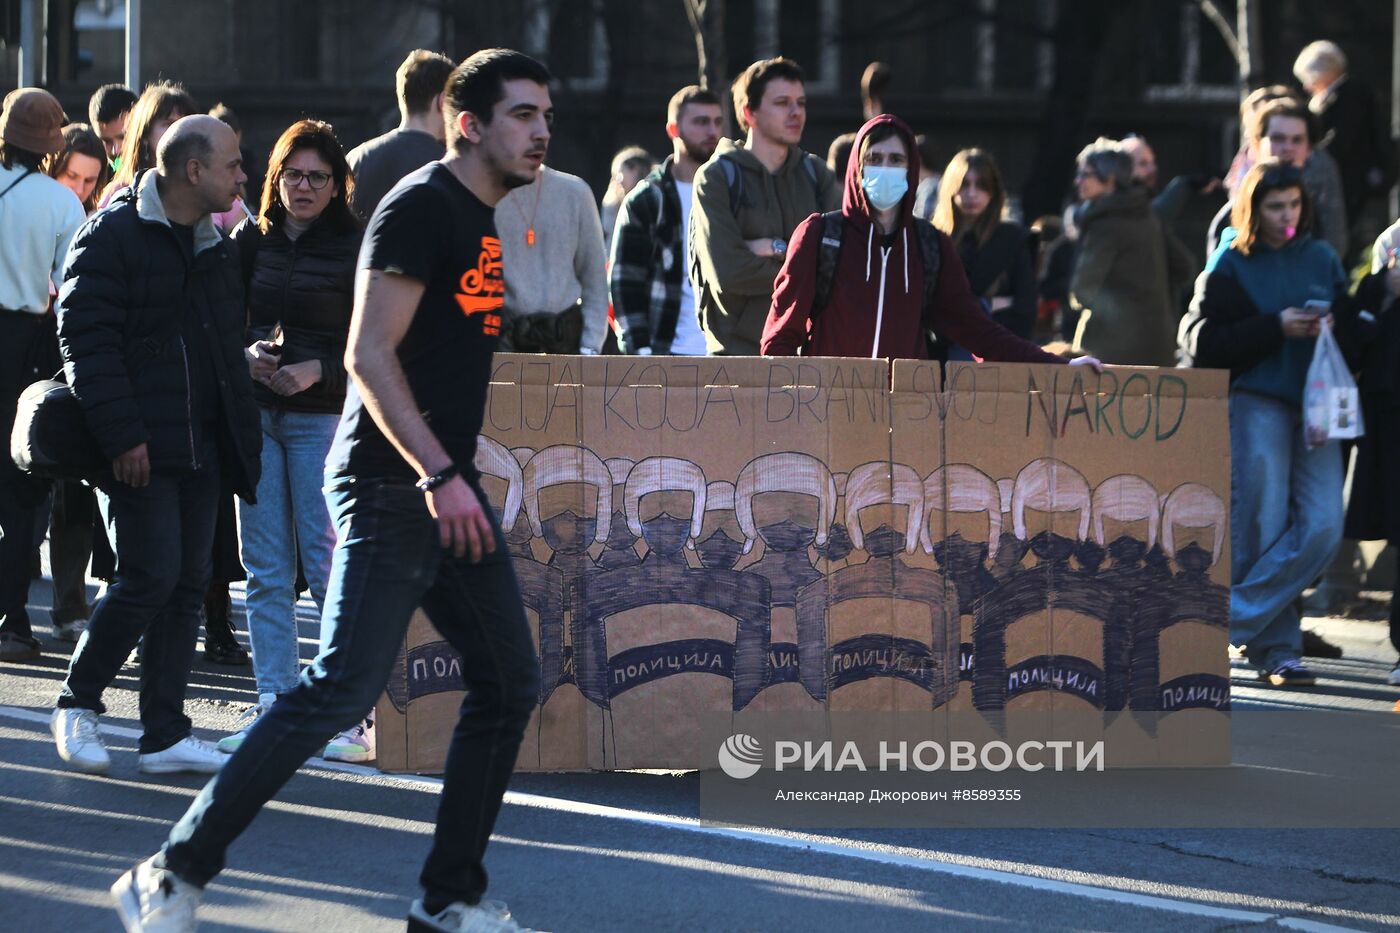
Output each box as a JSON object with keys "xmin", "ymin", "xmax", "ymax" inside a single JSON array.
[{"xmin": 772, "ymin": 238, "xmax": 787, "ymax": 257}]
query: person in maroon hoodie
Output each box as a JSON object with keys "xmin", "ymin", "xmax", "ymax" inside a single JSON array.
[{"xmin": 762, "ymin": 113, "xmax": 1100, "ymax": 369}]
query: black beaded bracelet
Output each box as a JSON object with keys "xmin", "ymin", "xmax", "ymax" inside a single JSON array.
[{"xmin": 415, "ymin": 464, "xmax": 460, "ymax": 492}]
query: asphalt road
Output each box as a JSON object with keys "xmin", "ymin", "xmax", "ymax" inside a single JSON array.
[{"xmin": 2, "ymin": 577, "xmax": 1399, "ymax": 933}]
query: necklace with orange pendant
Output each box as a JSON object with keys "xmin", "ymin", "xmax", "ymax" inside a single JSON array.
[{"xmin": 514, "ymin": 169, "xmax": 544, "ymax": 247}]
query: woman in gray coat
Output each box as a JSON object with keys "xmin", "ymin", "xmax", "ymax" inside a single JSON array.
[{"xmin": 1069, "ymin": 138, "xmax": 1193, "ymax": 366}]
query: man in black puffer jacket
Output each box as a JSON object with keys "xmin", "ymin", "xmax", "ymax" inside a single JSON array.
[{"xmin": 50, "ymin": 116, "xmax": 262, "ymax": 778}]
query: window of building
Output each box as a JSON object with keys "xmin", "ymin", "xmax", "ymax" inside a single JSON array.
[
  {"xmin": 524, "ymin": 0, "xmax": 608, "ymax": 93},
  {"xmin": 752, "ymin": 0, "xmax": 839, "ymax": 94},
  {"xmin": 1144, "ymin": 0, "xmax": 1238, "ymax": 102},
  {"xmin": 922, "ymin": 0, "xmax": 1056, "ymax": 97}
]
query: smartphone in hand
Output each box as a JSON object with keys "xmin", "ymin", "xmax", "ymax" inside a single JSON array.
[{"xmin": 1303, "ymin": 299, "xmax": 1331, "ymax": 317}]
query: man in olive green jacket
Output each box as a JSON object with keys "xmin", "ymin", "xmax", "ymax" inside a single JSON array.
[{"xmin": 689, "ymin": 57, "xmax": 840, "ymax": 355}]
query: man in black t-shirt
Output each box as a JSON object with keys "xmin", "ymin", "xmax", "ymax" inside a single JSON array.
[{"xmin": 117, "ymin": 50, "xmax": 554, "ymax": 933}]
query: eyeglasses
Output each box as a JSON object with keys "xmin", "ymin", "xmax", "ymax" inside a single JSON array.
[{"xmin": 280, "ymin": 168, "xmax": 332, "ymax": 190}]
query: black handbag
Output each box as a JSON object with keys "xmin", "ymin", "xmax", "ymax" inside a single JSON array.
[{"xmin": 10, "ymin": 372, "xmax": 108, "ymax": 480}]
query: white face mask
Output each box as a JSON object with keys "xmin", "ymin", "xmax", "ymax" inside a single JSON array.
[{"xmin": 861, "ymin": 165, "xmax": 908, "ymax": 211}]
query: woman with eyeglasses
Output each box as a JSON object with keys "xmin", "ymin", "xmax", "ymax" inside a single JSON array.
[
  {"xmin": 1068, "ymin": 137, "xmax": 1180, "ymax": 366},
  {"xmin": 1180, "ymin": 159, "xmax": 1359, "ymax": 688},
  {"xmin": 219, "ymin": 120, "xmax": 367, "ymax": 760}
]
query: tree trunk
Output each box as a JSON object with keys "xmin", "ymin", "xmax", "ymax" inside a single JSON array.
[
  {"xmin": 683, "ymin": 0, "xmax": 726, "ymax": 92},
  {"xmin": 1018, "ymin": 0, "xmax": 1125, "ymax": 221}
]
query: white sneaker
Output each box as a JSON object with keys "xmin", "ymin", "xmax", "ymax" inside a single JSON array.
[
  {"xmin": 216, "ymin": 693, "xmax": 276, "ymax": 753},
  {"xmin": 322, "ymin": 709, "xmax": 375, "ymax": 763},
  {"xmin": 51, "ymin": 707, "xmax": 110, "ymax": 774},
  {"xmin": 111, "ymin": 855, "xmax": 201, "ymax": 933},
  {"xmin": 139, "ymin": 736, "xmax": 226, "ymax": 775},
  {"xmin": 53, "ymin": 618, "xmax": 87, "ymax": 643},
  {"xmin": 408, "ymin": 898, "xmax": 521, "ymax": 932}
]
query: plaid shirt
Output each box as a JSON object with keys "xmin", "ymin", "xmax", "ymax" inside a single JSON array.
[{"xmin": 608, "ymin": 157, "xmax": 685, "ymax": 353}]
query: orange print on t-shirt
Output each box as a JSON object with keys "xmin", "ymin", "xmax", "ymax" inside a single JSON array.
[{"xmin": 456, "ymin": 235, "xmax": 504, "ymax": 336}]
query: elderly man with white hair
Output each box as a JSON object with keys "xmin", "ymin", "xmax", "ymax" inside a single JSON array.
[{"xmin": 1295, "ymin": 39, "xmax": 1396, "ymax": 237}]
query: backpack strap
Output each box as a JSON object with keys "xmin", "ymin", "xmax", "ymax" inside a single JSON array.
[
  {"xmin": 720, "ymin": 151, "xmax": 824, "ymax": 216},
  {"xmin": 718, "ymin": 154, "xmax": 744, "ymax": 213},
  {"xmin": 913, "ymin": 219, "xmax": 944, "ymax": 329},
  {"xmin": 800, "ymin": 154, "xmax": 822, "ymax": 204},
  {"xmin": 811, "ymin": 211, "xmax": 845, "ymax": 322}
]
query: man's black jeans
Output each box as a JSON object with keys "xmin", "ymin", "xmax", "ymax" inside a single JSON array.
[
  {"xmin": 57, "ymin": 454, "xmax": 221, "ymax": 754},
  {"xmin": 161, "ymin": 476, "xmax": 540, "ymax": 907}
]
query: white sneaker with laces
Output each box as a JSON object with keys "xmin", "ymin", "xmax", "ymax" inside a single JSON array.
[
  {"xmin": 407, "ymin": 898, "xmax": 521, "ymax": 932},
  {"xmin": 216, "ymin": 693, "xmax": 276, "ymax": 753},
  {"xmin": 111, "ymin": 855, "xmax": 201, "ymax": 933},
  {"xmin": 51, "ymin": 707, "xmax": 110, "ymax": 774},
  {"xmin": 139, "ymin": 736, "xmax": 226, "ymax": 775},
  {"xmin": 322, "ymin": 710, "xmax": 375, "ymax": 763}
]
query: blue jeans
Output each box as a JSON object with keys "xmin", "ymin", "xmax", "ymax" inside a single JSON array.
[
  {"xmin": 57, "ymin": 456, "xmax": 221, "ymax": 753},
  {"xmin": 161, "ymin": 476, "xmax": 540, "ymax": 906},
  {"xmin": 1229, "ymin": 391, "xmax": 1344, "ymax": 669},
  {"xmin": 237, "ymin": 409, "xmax": 339, "ymax": 697}
]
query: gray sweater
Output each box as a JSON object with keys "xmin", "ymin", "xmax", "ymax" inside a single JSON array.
[{"xmin": 496, "ymin": 165, "xmax": 609, "ymax": 352}]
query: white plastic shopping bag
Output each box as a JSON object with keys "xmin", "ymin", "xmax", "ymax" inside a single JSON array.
[{"xmin": 1302, "ymin": 319, "xmax": 1364, "ymax": 449}]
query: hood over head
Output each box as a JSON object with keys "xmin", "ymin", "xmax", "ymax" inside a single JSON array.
[
  {"xmin": 837, "ymin": 114, "xmax": 922, "ymax": 300},
  {"xmin": 843, "ymin": 113, "xmax": 920, "ymax": 230}
]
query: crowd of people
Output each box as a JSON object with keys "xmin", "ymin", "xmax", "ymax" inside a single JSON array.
[{"xmin": 0, "ymin": 36, "xmax": 1398, "ymax": 933}]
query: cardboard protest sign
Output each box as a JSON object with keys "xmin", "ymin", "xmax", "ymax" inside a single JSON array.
[{"xmin": 376, "ymin": 356, "xmax": 1231, "ymax": 772}]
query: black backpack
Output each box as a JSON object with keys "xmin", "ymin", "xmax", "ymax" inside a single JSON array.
[{"xmin": 810, "ymin": 211, "xmax": 944, "ymax": 326}]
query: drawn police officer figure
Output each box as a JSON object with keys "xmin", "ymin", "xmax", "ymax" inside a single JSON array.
[
  {"xmin": 623, "ymin": 456, "xmax": 706, "ymax": 566},
  {"xmin": 799, "ymin": 462, "xmax": 958, "ymax": 706},
  {"xmin": 975, "ymin": 459, "xmax": 1130, "ymax": 713},
  {"xmin": 522, "ymin": 444, "xmax": 614, "ymax": 585},
  {"xmin": 734, "ymin": 452, "xmax": 838, "ymax": 606},
  {"xmin": 694, "ymin": 480, "xmax": 746, "ymax": 571},
  {"xmin": 1134, "ymin": 483, "xmax": 1230, "ymax": 715},
  {"xmin": 920, "ymin": 463, "xmax": 1005, "ymax": 704},
  {"xmin": 573, "ymin": 456, "xmax": 772, "ymax": 712},
  {"xmin": 522, "ymin": 445, "xmax": 614, "ymax": 705}
]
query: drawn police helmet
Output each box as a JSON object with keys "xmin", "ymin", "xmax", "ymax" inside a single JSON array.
[
  {"xmin": 920, "ymin": 463, "xmax": 1003, "ymax": 558},
  {"xmin": 523, "ymin": 444, "xmax": 613, "ymax": 544},
  {"xmin": 735, "ymin": 452, "xmax": 837, "ymax": 555},
  {"xmin": 1160, "ymin": 483, "xmax": 1225, "ymax": 568},
  {"xmin": 623, "ymin": 456, "xmax": 707, "ymax": 548},
  {"xmin": 1090, "ymin": 474, "xmax": 1161, "ymax": 550},
  {"xmin": 1011, "ymin": 458, "xmax": 1091, "ymax": 542},
  {"xmin": 606, "ymin": 458, "xmax": 635, "ymax": 488},
  {"xmin": 844, "ymin": 461, "xmax": 924, "ymax": 555},
  {"xmin": 473, "ymin": 436, "xmax": 524, "ymax": 534},
  {"xmin": 706, "ymin": 480, "xmax": 735, "ymax": 512}
]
